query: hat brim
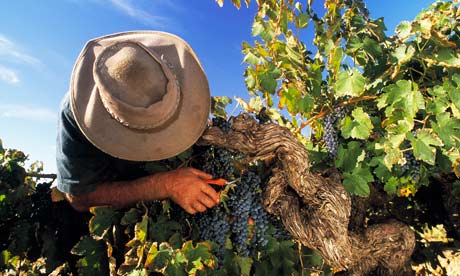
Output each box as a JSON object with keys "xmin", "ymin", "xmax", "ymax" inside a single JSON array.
[{"xmin": 70, "ymin": 31, "xmax": 210, "ymax": 161}]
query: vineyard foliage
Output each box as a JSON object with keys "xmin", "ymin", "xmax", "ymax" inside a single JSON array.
[
  {"xmin": 2, "ymin": 0, "xmax": 460, "ymax": 275},
  {"xmin": 235, "ymin": 0, "xmax": 460, "ymax": 198}
]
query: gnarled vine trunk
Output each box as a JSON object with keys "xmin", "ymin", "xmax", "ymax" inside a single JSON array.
[{"xmin": 199, "ymin": 114, "xmax": 415, "ymax": 276}]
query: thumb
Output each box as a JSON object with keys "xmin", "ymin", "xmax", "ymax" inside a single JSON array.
[{"xmin": 189, "ymin": 168, "xmax": 213, "ymax": 180}]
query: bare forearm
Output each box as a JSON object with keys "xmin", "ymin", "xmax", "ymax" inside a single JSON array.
[
  {"xmin": 66, "ymin": 174, "xmax": 166, "ymax": 211},
  {"xmin": 66, "ymin": 168, "xmax": 219, "ymax": 214}
]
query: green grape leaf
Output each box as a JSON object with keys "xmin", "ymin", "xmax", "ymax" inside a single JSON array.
[
  {"xmin": 245, "ymin": 74, "xmax": 256, "ymax": 89},
  {"xmin": 384, "ymin": 177, "xmax": 399, "ymax": 195},
  {"xmin": 378, "ymin": 80, "xmax": 424, "ymax": 127},
  {"xmin": 144, "ymin": 242, "xmax": 173, "ymax": 271},
  {"xmin": 280, "ymin": 85, "xmax": 300, "ymax": 114},
  {"xmin": 243, "ymin": 52, "xmax": 259, "ymax": 65},
  {"xmin": 391, "ymin": 44, "xmax": 415, "ymax": 65},
  {"xmin": 376, "ymin": 132, "xmax": 405, "ymax": 169},
  {"xmin": 370, "ymin": 156, "xmax": 392, "ymax": 182},
  {"xmin": 231, "ymin": 0, "xmax": 241, "ymax": 9},
  {"xmin": 71, "ymin": 236, "xmax": 108, "ymax": 275},
  {"xmin": 341, "ymin": 107, "xmax": 373, "ymax": 140},
  {"xmin": 182, "ymin": 241, "xmax": 214, "ymax": 273},
  {"xmin": 259, "ymin": 72, "xmax": 278, "ymax": 94},
  {"xmin": 121, "ymin": 208, "xmax": 142, "ymax": 226},
  {"xmin": 297, "ymin": 13, "xmax": 309, "ymax": 28},
  {"xmin": 411, "ymin": 129, "xmax": 443, "ymax": 165},
  {"xmin": 1, "ymin": 250, "xmax": 10, "ymax": 266},
  {"xmin": 342, "ymin": 166, "xmax": 373, "ymax": 197},
  {"xmin": 426, "ymin": 94, "xmax": 449, "ymax": 114},
  {"xmin": 298, "ymin": 95, "xmax": 314, "ymax": 116},
  {"xmin": 448, "ymin": 74, "xmax": 460, "ymax": 110},
  {"xmin": 362, "ymin": 37, "xmax": 382, "ymax": 58},
  {"xmin": 211, "ymin": 96, "xmax": 233, "ymax": 119},
  {"xmin": 252, "ymin": 21, "xmax": 264, "ymax": 37},
  {"xmin": 88, "ymin": 206, "xmax": 116, "ymax": 239},
  {"xmin": 149, "ymin": 215, "xmax": 181, "ymax": 243},
  {"xmin": 235, "ymin": 255, "xmax": 253, "ymax": 276},
  {"xmin": 329, "ymin": 46, "xmax": 343, "ymax": 74},
  {"xmin": 433, "ymin": 113, "xmax": 460, "ymax": 148},
  {"xmin": 249, "ymin": 96, "xmax": 264, "ymax": 111},
  {"xmin": 334, "ymin": 69, "xmax": 366, "ymax": 98},
  {"xmin": 436, "ymin": 48, "xmax": 460, "ymax": 67},
  {"xmin": 126, "ymin": 214, "xmax": 149, "ymax": 247},
  {"xmin": 336, "ymin": 141, "xmax": 364, "ymax": 172},
  {"xmin": 164, "ymin": 252, "xmax": 187, "ymax": 276},
  {"xmin": 396, "ymin": 21, "xmax": 412, "ymax": 40}
]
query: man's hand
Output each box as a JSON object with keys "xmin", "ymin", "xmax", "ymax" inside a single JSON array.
[
  {"xmin": 64, "ymin": 167, "xmax": 220, "ymax": 214},
  {"xmin": 156, "ymin": 168, "xmax": 219, "ymax": 214}
]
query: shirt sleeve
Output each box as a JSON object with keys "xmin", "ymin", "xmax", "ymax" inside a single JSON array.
[{"xmin": 55, "ymin": 93, "xmax": 112, "ymax": 195}]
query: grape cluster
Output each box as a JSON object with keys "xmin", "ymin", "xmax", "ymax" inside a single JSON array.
[
  {"xmin": 212, "ymin": 117, "xmax": 232, "ymax": 132},
  {"xmin": 322, "ymin": 106, "xmax": 347, "ymax": 158},
  {"xmin": 202, "ymin": 118, "xmax": 234, "ymax": 180},
  {"xmin": 227, "ymin": 171, "xmax": 270, "ymax": 256},
  {"xmin": 195, "ymin": 206, "xmax": 230, "ymax": 261},
  {"xmin": 202, "ymin": 147, "xmax": 234, "ymax": 180},
  {"xmin": 401, "ymin": 151, "xmax": 421, "ymax": 182}
]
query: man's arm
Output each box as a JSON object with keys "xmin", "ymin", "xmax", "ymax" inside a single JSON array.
[{"xmin": 66, "ymin": 167, "xmax": 220, "ymax": 214}]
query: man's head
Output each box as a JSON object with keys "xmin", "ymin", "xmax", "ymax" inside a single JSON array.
[{"xmin": 69, "ymin": 31, "xmax": 210, "ymax": 161}]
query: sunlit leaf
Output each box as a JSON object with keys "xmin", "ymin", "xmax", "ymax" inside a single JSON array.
[
  {"xmin": 433, "ymin": 113, "xmax": 460, "ymax": 148},
  {"xmin": 410, "ymin": 129, "xmax": 443, "ymax": 165},
  {"xmin": 334, "ymin": 69, "xmax": 366, "ymax": 98},
  {"xmin": 231, "ymin": 0, "xmax": 241, "ymax": 9},
  {"xmin": 216, "ymin": 0, "xmax": 224, "ymax": 7},
  {"xmin": 243, "ymin": 52, "xmax": 260, "ymax": 65},
  {"xmin": 396, "ymin": 21, "xmax": 412, "ymax": 40},
  {"xmin": 297, "ymin": 13, "xmax": 309, "ymax": 28},
  {"xmin": 392, "ymin": 44, "xmax": 415, "ymax": 65}
]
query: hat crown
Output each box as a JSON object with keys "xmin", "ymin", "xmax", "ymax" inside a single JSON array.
[
  {"xmin": 94, "ymin": 41, "xmax": 181, "ymax": 130},
  {"xmin": 105, "ymin": 45, "xmax": 167, "ymax": 107}
]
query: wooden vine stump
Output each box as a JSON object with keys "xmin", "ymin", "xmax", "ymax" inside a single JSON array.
[{"xmin": 199, "ymin": 113, "xmax": 415, "ymax": 276}]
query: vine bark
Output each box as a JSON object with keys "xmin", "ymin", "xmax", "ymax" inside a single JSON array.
[{"xmin": 199, "ymin": 114, "xmax": 415, "ymax": 275}]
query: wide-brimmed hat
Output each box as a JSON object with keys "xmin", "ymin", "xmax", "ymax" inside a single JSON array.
[{"xmin": 69, "ymin": 31, "xmax": 210, "ymax": 161}]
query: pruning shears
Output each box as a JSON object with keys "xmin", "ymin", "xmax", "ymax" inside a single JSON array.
[
  {"xmin": 205, "ymin": 178, "xmax": 240, "ymax": 186},
  {"xmin": 205, "ymin": 178, "xmax": 240, "ymax": 209}
]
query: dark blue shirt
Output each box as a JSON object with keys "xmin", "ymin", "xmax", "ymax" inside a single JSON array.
[{"xmin": 56, "ymin": 94, "xmax": 147, "ymax": 195}]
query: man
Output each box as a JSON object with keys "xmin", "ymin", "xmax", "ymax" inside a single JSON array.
[{"xmin": 56, "ymin": 31, "xmax": 220, "ymax": 214}]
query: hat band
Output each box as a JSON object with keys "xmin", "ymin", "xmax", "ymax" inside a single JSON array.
[{"xmin": 95, "ymin": 41, "xmax": 181, "ymax": 130}]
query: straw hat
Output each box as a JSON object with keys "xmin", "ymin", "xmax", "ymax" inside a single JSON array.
[{"xmin": 69, "ymin": 31, "xmax": 210, "ymax": 161}]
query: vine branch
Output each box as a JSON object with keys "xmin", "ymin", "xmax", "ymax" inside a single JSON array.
[{"xmin": 294, "ymin": 95, "xmax": 378, "ymax": 135}]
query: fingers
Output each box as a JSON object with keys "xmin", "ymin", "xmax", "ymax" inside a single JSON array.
[
  {"xmin": 200, "ymin": 183, "xmax": 220, "ymax": 203},
  {"xmin": 192, "ymin": 202, "xmax": 207, "ymax": 213},
  {"xmin": 199, "ymin": 193, "xmax": 218, "ymax": 208},
  {"xmin": 206, "ymin": 178, "xmax": 227, "ymax": 186},
  {"xmin": 188, "ymin": 168, "xmax": 213, "ymax": 180},
  {"xmin": 184, "ymin": 206, "xmax": 196, "ymax": 215}
]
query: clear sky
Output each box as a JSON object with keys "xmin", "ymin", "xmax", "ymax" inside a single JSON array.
[{"xmin": 0, "ymin": 0, "xmax": 436, "ymax": 173}]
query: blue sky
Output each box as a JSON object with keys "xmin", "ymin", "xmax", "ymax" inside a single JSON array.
[{"xmin": 0, "ymin": 0, "xmax": 435, "ymax": 173}]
